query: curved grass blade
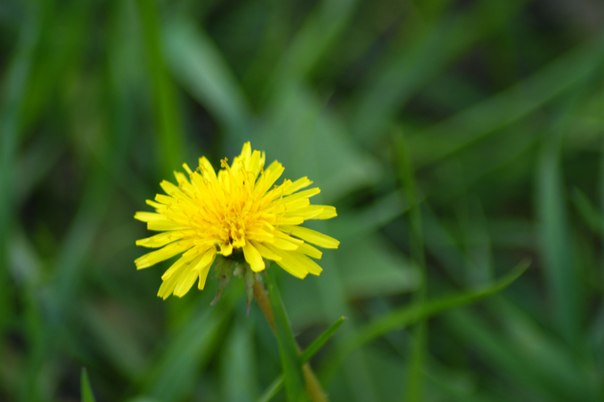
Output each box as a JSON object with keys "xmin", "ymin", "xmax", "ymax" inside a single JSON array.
[
  {"xmin": 572, "ymin": 188, "xmax": 604, "ymax": 237},
  {"xmin": 409, "ymin": 31, "xmax": 604, "ymax": 166},
  {"xmin": 258, "ymin": 316, "xmax": 346, "ymax": 402},
  {"xmin": 221, "ymin": 322, "xmax": 256, "ymax": 402},
  {"xmin": 0, "ymin": 0, "xmax": 46, "ymax": 339},
  {"xmin": 140, "ymin": 292, "xmax": 236, "ymax": 402},
  {"xmin": 322, "ymin": 261, "xmax": 529, "ymax": 381},
  {"xmin": 81, "ymin": 368, "xmax": 97, "ymax": 402},
  {"xmin": 163, "ymin": 18, "xmax": 251, "ymax": 141},
  {"xmin": 264, "ymin": 269, "xmax": 307, "ymax": 402},
  {"xmin": 136, "ymin": 0, "xmax": 184, "ymax": 175},
  {"xmin": 394, "ymin": 130, "xmax": 427, "ymax": 402},
  {"xmin": 537, "ymin": 129, "xmax": 580, "ymax": 344}
]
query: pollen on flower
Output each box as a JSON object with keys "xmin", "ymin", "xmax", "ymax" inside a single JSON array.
[{"xmin": 134, "ymin": 142, "xmax": 339, "ymax": 299}]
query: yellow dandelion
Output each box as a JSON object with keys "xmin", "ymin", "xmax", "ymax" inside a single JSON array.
[{"xmin": 134, "ymin": 142, "xmax": 339, "ymax": 299}]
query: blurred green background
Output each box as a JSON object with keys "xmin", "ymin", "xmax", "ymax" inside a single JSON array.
[{"xmin": 2, "ymin": 0, "xmax": 604, "ymax": 401}]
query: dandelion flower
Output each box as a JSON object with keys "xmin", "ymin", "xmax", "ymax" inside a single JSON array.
[{"xmin": 135, "ymin": 142, "xmax": 339, "ymax": 299}]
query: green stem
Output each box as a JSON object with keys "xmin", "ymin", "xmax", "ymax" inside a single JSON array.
[{"xmin": 253, "ymin": 276, "xmax": 328, "ymax": 402}]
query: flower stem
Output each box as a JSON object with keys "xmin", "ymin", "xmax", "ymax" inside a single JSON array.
[
  {"xmin": 253, "ymin": 276, "xmax": 275, "ymax": 330},
  {"xmin": 253, "ymin": 276, "xmax": 328, "ymax": 402}
]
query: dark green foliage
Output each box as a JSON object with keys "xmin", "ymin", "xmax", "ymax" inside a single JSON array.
[{"xmin": 1, "ymin": 0, "xmax": 603, "ymax": 401}]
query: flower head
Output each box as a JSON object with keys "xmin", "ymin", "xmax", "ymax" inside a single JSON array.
[{"xmin": 135, "ymin": 142, "xmax": 339, "ymax": 299}]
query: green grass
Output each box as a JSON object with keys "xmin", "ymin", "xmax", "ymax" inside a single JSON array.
[{"xmin": 1, "ymin": 0, "xmax": 604, "ymax": 401}]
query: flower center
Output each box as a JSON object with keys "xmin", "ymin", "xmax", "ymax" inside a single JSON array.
[{"xmin": 223, "ymin": 207, "xmax": 247, "ymax": 249}]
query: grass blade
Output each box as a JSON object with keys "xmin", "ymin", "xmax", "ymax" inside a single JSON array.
[
  {"xmin": 164, "ymin": 17, "xmax": 251, "ymax": 142},
  {"xmin": 136, "ymin": 0, "xmax": 184, "ymax": 175},
  {"xmin": 221, "ymin": 322, "xmax": 256, "ymax": 402},
  {"xmin": 141, "ymin": 295, "xmax": 235, "ymax": 401},
  {"xmin": 0, "ymin": 0, "xmax": 45, "ymax": 338},
  {"xmin": 394, "ymin": 131, "xmax": 427, "ymax": 402},
  {"xmin": 264, "ymin": 269, "xmax": 307, "ymax": 402},
  {"xmin": 409, "ymin": 31, "xmax": 604, "ymax": 166},
  {"xmin": 351, "ymin": 0, "xmax": 527, "ymax": 145},
  {"xmin": 300, "ymin": 316, "xmax": 347, "ymax": 363},
  {"xmin": 536, "ymin": 119, "xmax": 581, "ymax": 344},
  {"xmin": 81, "ymin": 368, "xmax": 97, "ymax": 402},
  {"xmin": 572, "ymin": 188, "xmax": 604, "ymax": 236},
  {"xmin": 322, "ymin": 261, "xmax": 528, "ymax": 381},
  {"xmin": 258, "ymin": 316, "xmax": 347, "ymax": 402},
  {"xmin": 270, "ymin": 0, "xmax": 359, "ymax": 90}
]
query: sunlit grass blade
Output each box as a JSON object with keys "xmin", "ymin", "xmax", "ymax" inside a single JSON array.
[
  {"xmin": 537, "ymin": 130, "xmax": 580, "ymax": 344},
  {"xmin": 444, "ymin": 303, "xmax": 596, "ymax": 402},
  {"xmin": 572, "ymin": 188, "xmax": 604, "ymax": 236},
  {"xmin": 264, "ymin": 269, "xmax": 308, "ymax": 402},
  {"xmin": 321, "ymin": 261, "xmax": 528, "ymax": 381},
  {"xmin": 300, "ymin": 316, "xmax": 347, "ymax": 362},
  {"xmin": 81, "ymin": 368, "xmax": 97, "ymax": 402},
  {"xmin": 20, "ymin": 2, "xmax": 92, "ymax": 131},
  {"xmin": 221, "ymin": 322, "xmax": 256, "ymax": 402},
  {"xmin": 408, "ymin": 31, "xmax": 604, "ymax": 166},
  {"xmin": 258, "ymin": 316, "xmax": 346, "ymax": 402},
  {"xmin": 0, "ymin": 0, "xmax": 45, "ymax": 338},
  {"xmin": 350, "ymin": 0, "xmax": 526, "ymax": 145},
  {"xmin": 140, "ymin": 293, "xmax": 235, "ymax": 401},
  {"xmin": 394, "ymin": 131, "xmax": 427, "ymax": 402},
  {"xmin": 493, "ymin": 299, "xmax": 598, "ymax": 400},
  {"xmin": 330, "ymin": 191, "xmax": 409, "ymax": 241},
  {"xmin": 163, "ymin": 18, "xmax": 250, "ymax": 142},
  {"xmin": 80, "ymin": 303, "xmax": 146, "ymax": 380},
  {"xmin": 270, "ymin": 0, "xmax": 358, "ymax": 90},
  {"xmin": 136, "ymin": 0, "xmax": 184, "ymax": 175}
]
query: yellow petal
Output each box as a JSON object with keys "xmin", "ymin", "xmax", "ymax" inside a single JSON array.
[
  {"xmin": 134, "ymin": 211, "xmax": 164, "ymax": 222},
  {"xmin": 157, "ymin": 265, "xmax": 191, "ymax": 299},
  {"xmin": 145, "ymin": 199, "xmax": 163, "ymax": 209},
  {"xmin": 255, "ymin": 161, "xmax": 285, "ymax": 195},
  {"xmin": 182, "ymin": 163, "xmax": 193, "ymax": 174},
  {"xmin": 193, "ymin": 248, "xmax": 216, "ymax": 272},
  {"xmin": 219, "ymin": 242, "xmax": 233, "ymax": 256},
  {"xmin": 297, "ymin": 242, "xmax": 322, "ymax": 259},
  {"xmin": 195, "ymin": 250, "xmax": 218, "ymax": 291},
  {"xmin": 246, "ymin": 227, "xmax": 275, "ymax": 242},
  {"xmin": 159, "ymin": 180, "xmax": 183, "ymax": 197},
  {"xmin": 290, "ymin": 251, "xmax": 322, "ymax": 276},
  {"xmin": 253, "ymin": 242, "xmax": 283, "ymax": 261},
  {"xmin": 157, "ymin": 276, "xmax": 178, "ymax": 299},
  {"xmin": 272, "ymin": 231, "xmax": 303, "ymax": 250},
  {"xmin": 274, "ymin": 251, "xmax": 322, "ymax": 278},
  {"xmin": 173, "ymin": 269, "xmax": 198, "ymax": 297},
  {"xmin": 276, "ymin": 215, "xmax": 305, "ymax": 226},
  {"xmin": 173, "ymin": 171, "xmax": 189, "ymax": 186},
  {"xmin": 154, "ymin": 194, "xmax": 172, "ymax": 204},
  {"xmin": 198, "ymin": 156, "xmax": 217, "ymax": 179},
  {"xmin": 136, "ymin": 231, "xmax": 184, "ymax": 248},
  {"xmin": 243, "ymin": 243, "xmax": 265, "ymax": 272},
  {"xmin": 281, "ymin": 225, "xmax": 339, "ymax": 249},
  {"xmin": 243, "ymin": 148, "xmax": 265, "ymax": 177},
  {"xmin": 197, "ymin": 266, "xmax": 212, "ymax": 290},
  {"xmin": 289, "ymin": 205, "xmax": 337, "ymax": 220},
  {"xmin": 279, "ymin": 197, "xmax": 310, "ymax": 212},
  {"xmin": 135, "ymin": 241, "xmax": 190, "ymax": 269},
  {"xmin": 161, "ymin": 250, "xmax": 200, "ymax": 280},
  {"xmin": 241, "ymin": 141, "xmax": 251, "ymax": 158},
  {"xmin": 282, "ymin": 177, "xmax": 313, "ymax": 195},
  {"xmin": 135, "ymin": 211, "xmax": 187, "ymax": 231},
  {"xmin": 274, "ymin": 253, "xmax": 307, "ymax": 278},
  {"xmin": 281, "ymin": 187, "xmax": 320, "ymax": 203}
]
